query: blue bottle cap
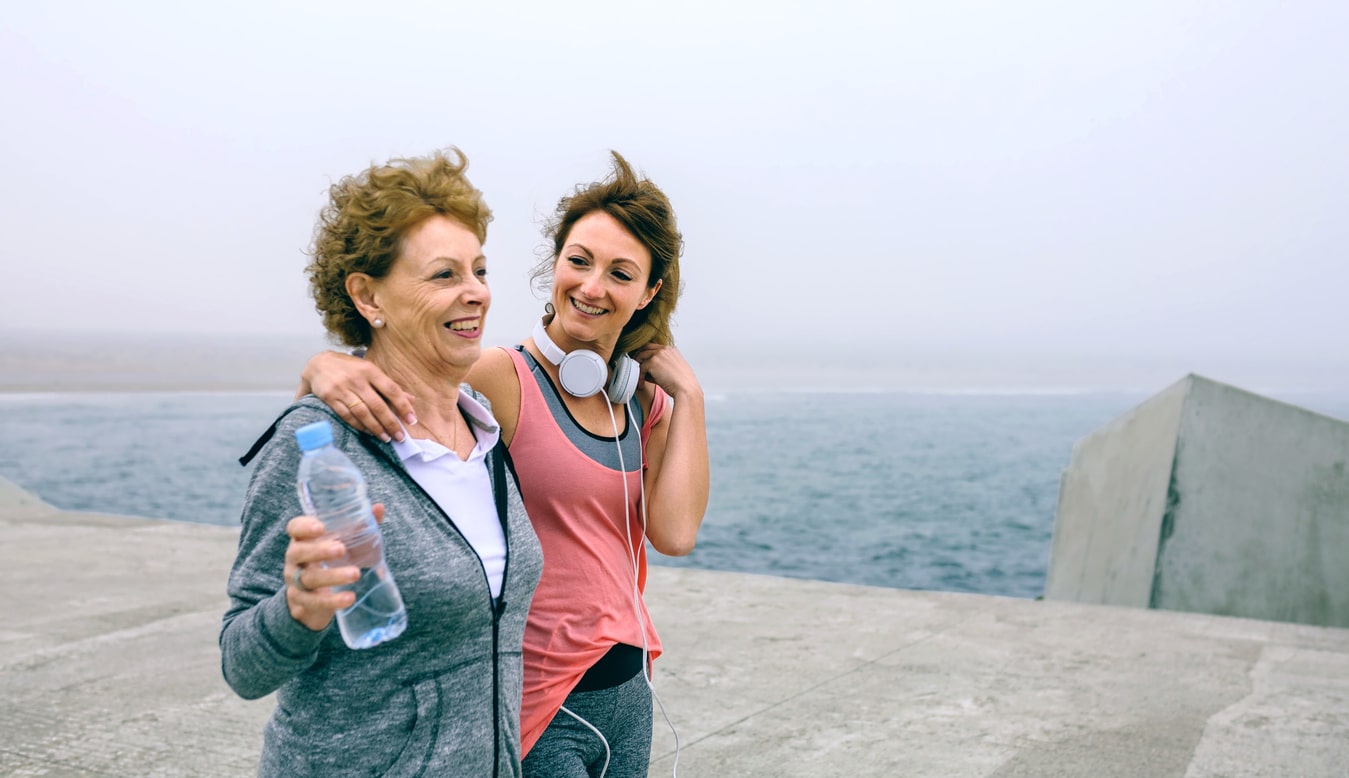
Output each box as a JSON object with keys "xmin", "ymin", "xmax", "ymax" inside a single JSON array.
[{"xmin": 294, "ymin": 420, "xmax": 334, "ymax": 452}]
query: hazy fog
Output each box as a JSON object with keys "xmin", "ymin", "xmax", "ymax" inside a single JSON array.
[{"xmin": 3, "ymin": 1, "xmax": 1345, "ymax": 391}]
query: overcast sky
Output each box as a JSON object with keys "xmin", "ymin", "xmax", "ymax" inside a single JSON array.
[{"xmin": 2, "ymin": 1, "xmax": 1345, "ymax": 390}]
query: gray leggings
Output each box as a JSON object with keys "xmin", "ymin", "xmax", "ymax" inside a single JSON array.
[{"xmin": 522, "ymin": 672, "xmax": 653, "ymax": 778}]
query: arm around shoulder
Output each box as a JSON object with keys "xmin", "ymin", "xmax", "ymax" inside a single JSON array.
[{"xmin": 300, "ymin": 350, "xmax": 413, "ymax": 442}]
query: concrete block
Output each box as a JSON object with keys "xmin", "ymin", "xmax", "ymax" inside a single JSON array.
[{"xmin": 1045, "ymin": 374, "xmax": 1349, "ymax": 628}]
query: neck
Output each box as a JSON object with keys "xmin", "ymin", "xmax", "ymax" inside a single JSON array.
[
  {"xmin": 542, "ymin": 315, "xmax": 618, "ymax": 364},
  {"xmin": 366, "ymin": 344, "xmax": 466, "ymax": 427}
]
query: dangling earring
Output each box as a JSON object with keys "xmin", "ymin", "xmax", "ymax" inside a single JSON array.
[
  {"xmin": 372, "ymin": 317, "xmax": 384, "ymax": 329},
  {"xmin": 544, "ymin": 303, "xmax": 555, "ymax": 316}
]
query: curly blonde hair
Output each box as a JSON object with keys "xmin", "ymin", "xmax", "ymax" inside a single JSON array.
[
  {"xmin": 307, "ymin": 148, "xmax": 492, "ymax": 347},
  {"xmin": 531, "ymin": 151, "xmax": 683, "ymax": 358}
]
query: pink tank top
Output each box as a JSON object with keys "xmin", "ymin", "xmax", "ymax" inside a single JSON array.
[{"xmin": 506, "ymin": 347, "xmax": 666, "ymax": 755}]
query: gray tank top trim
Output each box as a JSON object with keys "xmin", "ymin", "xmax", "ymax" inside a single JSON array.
[{"xmin": 519, "ymin": 348, "xmax": 644, "ymax": 472}]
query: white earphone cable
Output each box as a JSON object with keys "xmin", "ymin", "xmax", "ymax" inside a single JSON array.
[
  {"xmin": 558, "ymin": 704, "xmax": 610, "ymax": 778},
  {"xmin": 608, "ymin": 399, "xmax": 681, "ymax": 777}
]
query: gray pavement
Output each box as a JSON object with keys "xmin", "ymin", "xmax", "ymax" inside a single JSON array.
[{"xmin": 2, "ymin": 477, "xmax": 1347, "ymax": 777}]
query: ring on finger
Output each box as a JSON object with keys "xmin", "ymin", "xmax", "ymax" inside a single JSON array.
[
  {"xmin": 348, "ymin": 398, "xmax": 366, "ymax": 409},
  {"xmin": 292, "ymin": 566, "xmax": 313, "ymax": 592}
]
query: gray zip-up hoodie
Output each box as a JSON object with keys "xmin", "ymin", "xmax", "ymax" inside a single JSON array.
[{"xmin": 221, "ymin": 393, "xmax": 543, "ymax": 777}]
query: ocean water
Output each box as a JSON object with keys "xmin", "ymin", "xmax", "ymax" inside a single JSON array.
[{"xmin": 3, "ymin": 389, "xmax": 1346, "ymax": 599}]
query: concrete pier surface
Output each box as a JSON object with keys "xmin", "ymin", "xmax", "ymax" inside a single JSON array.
[{"xmin": 3, "ymin": 479, "xmax": 1348, "ymax": 777}]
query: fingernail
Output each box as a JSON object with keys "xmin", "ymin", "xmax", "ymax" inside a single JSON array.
[
  {"xmin": 380, "ymin": 433, "xmax": 391, "ymax": 443},
  {"xmin": 394, "ymin": 431, "xmax": 406, "ymax": 442},
  {"xmin": 406, "ymin": 413, "xmax": 418, "ymax": 425}
]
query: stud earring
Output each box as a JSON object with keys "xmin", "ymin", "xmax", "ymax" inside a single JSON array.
[{"xmin": 372, "ymin": 317, "xmax": 384, "ymax": 329}]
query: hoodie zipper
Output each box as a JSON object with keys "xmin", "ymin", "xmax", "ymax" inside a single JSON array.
[
  {"xmin": 362, "ymin": 433, "xmax": 513, "ymax": 777},
  {"xmin": 489, "ymin": 442, "xmax": 511, "ymax": 778}
]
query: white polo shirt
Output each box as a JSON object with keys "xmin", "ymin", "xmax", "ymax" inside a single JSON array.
[{"xmin": 391, "ymin": 392, "xmax": 506, "ymax": 599}]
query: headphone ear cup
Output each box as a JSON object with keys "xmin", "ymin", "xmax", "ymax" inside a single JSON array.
[
  {"xmin": 557, "ymin": 350, "xmax": 609, "ymax": 398},
  {"xmin": 606, "ymin": 355, "xmax": 640, "ymax": 405}
]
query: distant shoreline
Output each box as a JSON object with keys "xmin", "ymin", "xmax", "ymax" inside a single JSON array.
[
  {"xmin": 0, "ymin": 376, "xmax": 304, "ymax": 394},
  {"xmin": 0, "ymin": 332, "xmax": 329, "ymax": 396},
  {"xmin": 0, "ymin": 381, "xmax": 298, "ymax": 394},
  {"xmin": 3, "ymin": 331, "xmax": 1348, "ymax": 398}
]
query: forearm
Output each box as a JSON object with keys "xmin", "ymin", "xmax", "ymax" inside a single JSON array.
[
  {"xmin": 220, "ymin": 589, "xmax": 326, "ymax": 699},
  {"xmin": 644, "ymin": 391, "xmax": 709, "ymax": 556},
  {"xmin": 222, "ymin": 433, "xmax": 328, "ymax": 698}
]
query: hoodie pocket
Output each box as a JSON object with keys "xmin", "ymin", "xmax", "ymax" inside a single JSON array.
[{"xmin": 382, "ymin": 676, "xmax": 442, "ymax": 778}]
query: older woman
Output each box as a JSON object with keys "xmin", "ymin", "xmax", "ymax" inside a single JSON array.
[
  {"xmin": 221, "ymin": 148, "xmax": 543, "ymax": 777},
  {"xmin": 299, "ymin": 152, "xmax": 708, "ymax": 777}
]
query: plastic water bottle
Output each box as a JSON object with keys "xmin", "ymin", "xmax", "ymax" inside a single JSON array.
[{"xmin": 294, "ymin": 420, "xmax": 407, "ymax": 649}]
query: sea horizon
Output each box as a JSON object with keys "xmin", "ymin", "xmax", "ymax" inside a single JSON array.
[{"xmin": 4, "ymin": 330, "xmax": 1347, "ymax": 400}]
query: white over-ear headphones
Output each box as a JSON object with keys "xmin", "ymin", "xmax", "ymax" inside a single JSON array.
[{"xmin": 532, "ymin": 317, "xmax": 639, "ymax": 405}]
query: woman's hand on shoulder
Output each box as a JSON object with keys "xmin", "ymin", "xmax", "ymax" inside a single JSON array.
[
  {"xmin": 300, "ymin": 351, "xmax": 414, "ymax": 442},
  {"xmin": 632, "ymin": 344, "xmax": 702, "ymax": 402}
]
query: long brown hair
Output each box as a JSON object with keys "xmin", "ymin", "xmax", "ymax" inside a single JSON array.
[{"xmin": 531, "ymin": 151, "xmax": 683, "ymax": 357}]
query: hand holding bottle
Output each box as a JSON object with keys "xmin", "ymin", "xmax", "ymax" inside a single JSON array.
[{"xmin": 283, "ymin": 504, "xmax": 386, "ymax": 631}]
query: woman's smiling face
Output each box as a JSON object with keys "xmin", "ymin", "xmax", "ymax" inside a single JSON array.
[
  {"xmin": 549, "ymin": 211, "xmax": 660, "ymax": 355},
  {"xmin": 368, "ymin": 214, "xmax": 490, "ymax": 376}
]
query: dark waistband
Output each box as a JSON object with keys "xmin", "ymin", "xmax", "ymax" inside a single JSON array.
[{"xmin": 574, "ymin": 643, "xmax": 644, "ymax": 693}]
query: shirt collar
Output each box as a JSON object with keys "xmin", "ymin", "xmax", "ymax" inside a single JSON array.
[{"xmin": 390, "ymin": 390, "xmax": 501, "ymax": 464}]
